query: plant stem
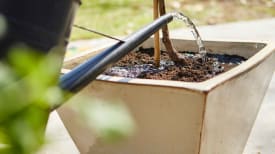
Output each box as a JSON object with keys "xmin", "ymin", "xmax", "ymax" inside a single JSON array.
[{"xmin": 159, "ymin": 0, "xmax": 187, "ymax": 64}]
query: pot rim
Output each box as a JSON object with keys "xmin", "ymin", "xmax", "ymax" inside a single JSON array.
[{"xmin": 63, "ymin": 38, "xmax": 275, "ymax": 93}]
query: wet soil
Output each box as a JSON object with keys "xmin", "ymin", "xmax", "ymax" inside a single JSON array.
[{"xmin": 104, "ymin": 48, "xmax": 246, "ymax": 82}]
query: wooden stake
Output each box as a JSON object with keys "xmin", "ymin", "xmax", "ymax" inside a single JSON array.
[{"xmin": 153, "ymin": 0, "xmax": 160, "ymax": 67}]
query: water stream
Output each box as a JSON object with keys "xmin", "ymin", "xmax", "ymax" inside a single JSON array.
[{"xmin": 172, "ymin": 12, "xmax": 207, "ymax": 62}]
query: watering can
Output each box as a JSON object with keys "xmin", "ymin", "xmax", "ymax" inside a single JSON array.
[{"xmin": 0, "ymin": 0, "xmax": 175, "ymax": 95}]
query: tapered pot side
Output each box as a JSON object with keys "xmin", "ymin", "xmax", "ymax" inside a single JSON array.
[{"xmin": 59, "ymin": 38, "xmax": 275, "ymax": 154}]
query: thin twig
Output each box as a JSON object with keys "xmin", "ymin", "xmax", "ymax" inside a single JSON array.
[{"xmin": 73, "ymin": 24, "xmax": 124, "ymax": 42}]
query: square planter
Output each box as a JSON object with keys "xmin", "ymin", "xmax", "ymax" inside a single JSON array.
[{"xmin": 58, "ymin": 38, "xmax": 275, "ymax": 154}]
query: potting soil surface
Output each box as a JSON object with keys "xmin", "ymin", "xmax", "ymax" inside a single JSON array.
[{"xmin": 104, "ymin": 48, "xmax": 246, "ymax": 82}]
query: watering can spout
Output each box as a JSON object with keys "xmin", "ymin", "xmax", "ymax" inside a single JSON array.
[{"xmin": 60, "ymin": 13, "xmax": 174, "ymax": 92}]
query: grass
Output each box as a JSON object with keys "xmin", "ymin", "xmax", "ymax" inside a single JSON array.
[
  {"xmin": 71, "ymin": 0, "xmax": 153, "ymax": 40},
  {"xmin": 70, "ymin": 0, "xmax": 275, "ymax": 40}
]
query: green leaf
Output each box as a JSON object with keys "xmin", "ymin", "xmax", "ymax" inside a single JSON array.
[
  {"xmin": 5, "ymin": 106, "xmax": 48, "ymax": 154},
  {"xmin": 0, "ymin": 82, "xmax": 30, "ymax": 123}
]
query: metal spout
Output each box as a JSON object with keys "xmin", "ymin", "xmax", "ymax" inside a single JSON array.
[{"xmin": 60, "ymin": 13, "xmax": 174, "ymax": 92}]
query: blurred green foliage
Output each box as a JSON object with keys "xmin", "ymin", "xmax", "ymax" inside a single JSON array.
[
  {"xmin": 0, "ymin": 47, "xmax": 63, "ymax": 154},
  {"xmin": 0, "ymin": 46, "xmax": 136, "ymax": 154}
]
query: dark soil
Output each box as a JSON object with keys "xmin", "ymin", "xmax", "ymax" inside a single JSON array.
[{"xmin": 104, "ymin": 48, "xmax": 246, "ymax": 82}]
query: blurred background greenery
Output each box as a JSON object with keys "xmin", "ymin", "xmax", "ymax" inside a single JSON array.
[
  {"xmin": 0, "ymin": 48, "xmax": 135, "ymax": 154},
  {"xmin": 71, "ymin": 0, "xmax": 275, "ymax": 40}
]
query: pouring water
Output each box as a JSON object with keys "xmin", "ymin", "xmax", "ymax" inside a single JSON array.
[{"xmin": 172, "ymin": 12, "xmax": 207, "ymax": 62}]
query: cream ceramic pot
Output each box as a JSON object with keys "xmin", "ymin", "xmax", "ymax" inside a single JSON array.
[{"xmin": 58, "ymin": 38, "xmax": 275, "ymax": 154}]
